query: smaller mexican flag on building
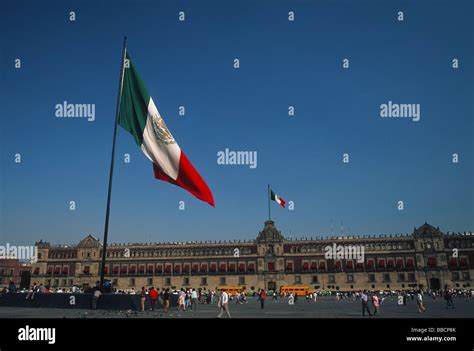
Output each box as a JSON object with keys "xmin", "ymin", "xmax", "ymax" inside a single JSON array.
[{"xmin": 270, "ymin": 188, "xmax": 285, "ymax": 208}]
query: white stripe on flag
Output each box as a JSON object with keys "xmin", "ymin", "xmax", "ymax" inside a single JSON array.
[{"xmin": 140, "ymin": 97, "xmax": 181, "ymax": 180}]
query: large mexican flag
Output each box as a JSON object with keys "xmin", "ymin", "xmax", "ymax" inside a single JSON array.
[{"xmin": 118, "ymin": 52, "xmax": 214, "ymax": 207}]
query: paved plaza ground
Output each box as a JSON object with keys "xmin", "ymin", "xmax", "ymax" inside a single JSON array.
[{"xmin": 0, "ymin": 295, "xmax": 473, "ymax": 318}]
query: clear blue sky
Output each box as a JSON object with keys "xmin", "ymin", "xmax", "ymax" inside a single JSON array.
[{"xmin": 1, "ymin": 0, "xmax": 473, "ymax": 246}]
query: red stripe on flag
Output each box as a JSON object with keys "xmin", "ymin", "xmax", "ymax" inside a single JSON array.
[
  {"xmin": 279, "ymin": 198, "xmax": 285, "ymax": 208},
  {"xmin": 153, "ymin": 151, "xmax": 215, "ymax": 207}
]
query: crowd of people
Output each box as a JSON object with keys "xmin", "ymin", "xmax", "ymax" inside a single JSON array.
[{"xmin": 2, "ymin": 280, "xmax": 472, "ymax": 317}]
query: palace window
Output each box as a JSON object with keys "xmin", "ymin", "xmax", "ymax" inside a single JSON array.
[
  {"xmin": 183, "ymin": 277, "xmax": 190, "ymax": 286},
  {"xmin": 346, "ymin": 274, "xmax": 354, "ymax": 283},
  {"xmin": 398, "ymin": 273, "xmax": 406, "ymax": 282},
  {"xmin": 427, "ymin": 257, "xmax": 437, "ymax": 268},
  {"xmin": 396, "ymin": 258, "xmax": 404, "ymax": 268},
  {"xmin": 312, "ymin": 275, "xmax": 318, "ymax": 283},
  {"xmin": 368, "ymin": 274, "xmax": 376, "ymax": 282},
  {"xmin": 452, "ymin": 272, "xmax": 460, "ymax": 281},
  {"xmin": 328, "ymin": 275, "xmax": 335, "ymax": 283},
  {"xmin": 239, "ymin": 276, "xmax": 245, "ymax": 285},
  {"xmin": 247, "ymin": 263, "xmax": 255, "ymax": 272},
  {"xmin": 239, "ymin": 263, "xmax": 246, "ymax": 272},
  {"xmin": 201, "ymin": 264, "xmax": 208, "ymax": 273},
  {"xmin": 294, "ymin": 276, "xmax": 301, "ymax": 283},
  {"xmin": 155, "ymin": 264, "xmax": 163, "ymax": 274},
  {"xmin": 408, "ymin": 273, "xmax": 416, "ymax": 282},
  {"xmin": 201, "ymin": 277, "xmax": 207, "ymax": 285},
  {"xmin": 462, "ymin": 272, "xmax": 470, "ymax": 280},
  {"xmin": 219, "ymin": 277, "xmax": 226, "ymax": 285},
  {"xmin": 147, "ymin": 278, "xmax": 153, "ymax": 285},
  {"xmin": 165, "ymin": 278, "xmax": 171, "ymax": 286},
  {"xmin": 129, "ymin": 278, "xmax": 135, "ymax": 286},
  {"xmin": 383, "ymin": 273, "xmax": 391, "ymax": 282},
  {"xmin": 174, "ymin": 265, "xmax": 180, "ymax": 273}
]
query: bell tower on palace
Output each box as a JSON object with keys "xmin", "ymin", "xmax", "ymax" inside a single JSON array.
[{"xmin": 256, "ymin": 220, "xmax": 285, "ymax": 291}]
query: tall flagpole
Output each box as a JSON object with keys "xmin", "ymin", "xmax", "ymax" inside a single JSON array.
[
  {"xmin": 268, "ymin": 184, "xmax": 271, "ymax": 221},
  {"xmin": 100, "ymin": 36, "xmax": 127, "ymax": 291}
]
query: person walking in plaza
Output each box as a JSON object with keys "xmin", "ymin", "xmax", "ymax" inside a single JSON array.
[
  {"xmin": 8, "ymin": 281, "xmax": 17, "ymax": 293},
  {"xmin": 217, "ymin": 290, "xmax": 231, "ymax": 318},
  {"xmin": 92, "ymin": 288, "xmax": 101, "ymax": 310},
  {"xmin": 361, "ymin": 290, "xmax": 372, "ymax": 316},
  {"xmin": 288, "ymin": 293, "xmax": 295, "ymax": 305},
  {"xmin": 445, "ymin": 289, "xmax": 455, "ymax": 309},
  {"xmin": 259, "ymin": 289, "xmax": 267, "ymax": 309},
  {"xmin": 25, "ymin": 282, "xmax": 38, "ymax": 301},
  {"xmin": 178, "ymin": 288, "xmax": 186, "ymax": 312},
  {"xmin": 163, "ymin": 288, "xmax": 170, "ymax": 313},
  {"xmin": 372, "ymin": 292, "xmax": 380, "ymax": 316},
  {"xmin": 184, "ymin": 289, "xmax": 190, "ymax": 309},
  {"xmin": 191, "ymin": 288, "xmax": 198, "ymax": 311},
  {"xmin": 416, "ymin": 290, "xmax": 426, "ymax": 313},
  {"xmin": 149, "ymin": 287, "xmax": 158, "ymax": 311},
  {"xmin": 140, "ymin": 287, "xmax": 146, "ymax": 312}
]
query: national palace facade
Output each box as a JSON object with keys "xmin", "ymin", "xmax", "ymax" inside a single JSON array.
[{"xmin": 30, "ymin": 221, "xmax": 473, "ymax": 291}]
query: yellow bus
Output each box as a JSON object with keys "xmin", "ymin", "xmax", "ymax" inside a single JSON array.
[
  {"xmin": 279, "ymin": 285, "xmax": 314, "ymax": 296},
  {"xmin": 216, "ymin": 286, "xmax": 243, "ymax": 296}
]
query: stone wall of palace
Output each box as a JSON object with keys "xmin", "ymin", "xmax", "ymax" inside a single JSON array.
[{"xmin": 25, "ymin": 222, "xmax": 474, "ymax": 292}]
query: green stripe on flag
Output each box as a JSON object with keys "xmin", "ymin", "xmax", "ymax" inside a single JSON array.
[{"xmin": 118, "ymin": 52, "xmax": 150, "ymax": 146}]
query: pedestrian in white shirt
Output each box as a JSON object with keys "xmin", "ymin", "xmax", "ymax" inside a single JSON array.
[
  {"xmin": 191, "ymin": 288, "xmax": 198, "ymax": 311},
  {"xmin": 217, "ymin": 291, "xmax": 231, "ymax": 318},
  {"xmin": 416, "ymin": 290, "xmax": 426, "ymax": 313}
]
